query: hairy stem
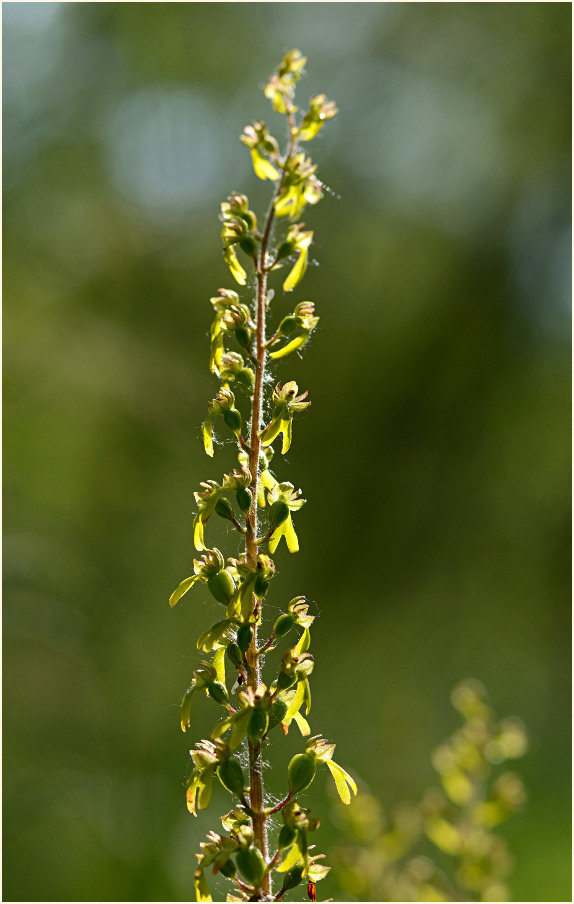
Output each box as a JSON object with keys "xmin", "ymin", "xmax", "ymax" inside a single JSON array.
[{"xmin": 245, "ymin": 263, "xmax": 269, "ymax": 895}]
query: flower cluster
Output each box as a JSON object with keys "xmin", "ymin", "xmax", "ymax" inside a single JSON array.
[{"xmin": 169, "ymin": 51, "xmax": 345, "ymax": 902}]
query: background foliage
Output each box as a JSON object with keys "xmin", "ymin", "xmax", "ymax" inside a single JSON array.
[{"xmin": 3, "ymin": 3, "xmax": 570, "ymax": 901}]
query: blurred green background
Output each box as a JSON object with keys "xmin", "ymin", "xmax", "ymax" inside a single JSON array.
[{"xmin": 3, "ymin": 3, "xmax": 571, "ymax": 901}]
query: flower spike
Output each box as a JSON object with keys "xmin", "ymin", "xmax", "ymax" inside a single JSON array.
[{"xmin": 169, "ymin": 51, "xmax": 342, "ymax": 903}]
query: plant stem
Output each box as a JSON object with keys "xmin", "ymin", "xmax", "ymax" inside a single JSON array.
[
  {"xmin": 245, "ymin": 116, "xmax": 297, "ymax": 900},
  {"xmin": 245, "ymin": 264, "xmax": 270, "ymax": 897}
]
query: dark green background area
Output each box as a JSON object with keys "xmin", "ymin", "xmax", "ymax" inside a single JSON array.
[{"xmin": 3, "ymin": 3, "xmax": 571, "ymax": 901}]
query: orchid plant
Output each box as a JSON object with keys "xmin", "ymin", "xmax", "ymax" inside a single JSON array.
[{"xmin": 169, "ymin": 51, "xmax": 354, "ymax": 903}]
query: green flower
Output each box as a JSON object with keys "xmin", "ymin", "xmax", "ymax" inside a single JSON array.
[
  {"xmin": 266, "ymin": 482, "xmax": 306, "ymax": 554},
  {"xmin": 192, "ymin": 467, "xmax": 251, "ymax": 549},
  {"xmin": 209, "ymin": 288, "xmax": 240, "ymax": 375},
  {"xmin": 169, "ymin": 547, "xmax": 238, "ymax": 610},
  {"xmin": 305, "ymin": 734, "xmax": 358, "ymax": 805},
  {"xmin": 217, "ymin": 352, "xmax": 255, "ymax": 392},
  {"xmin": 220, "ymin": 193, "xmax": 259, "ymax": 285},
  {"xmin": 264, "ymin": 49, "xmax": 307, "ymax": 114},
  {"xmin": 274, "ymin": 154, "xmax": 322, "ymax": 220},
  {"xmin": 278, "ymin": 225, "xmax": 314, "ymax": 293},
  {"xmin": 270, "ymin": 301, "xmax": 319, "ymax": 358},
  {"xmin": 299, "ymin": 93, "xmax": 338, "ymax": 141},
  {"xmin": 260, "ymin": 382, "xmax": 311, "ymax": 454},
  {"xmin": 240, "ymin": 120, "xmax": 280, "ymax": 181},
  {"xmin": 225, "ymin": 553, "xmax": 276, "ymax": 621},
  {"xmin": 202, "ymin": 387, "xmax": 243, "ymax": 458},
  {"xmin": 186, "ymin": 739, "xmax": 231, "ymax": 816}
]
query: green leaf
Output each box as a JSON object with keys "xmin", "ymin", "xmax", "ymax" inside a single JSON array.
[
  {"xmin": 235, "ymin": 846, "xmax": 266, "ymax": 886},
  {"xmin": 325, "ymin": 760, "xmax": 357, "ymax": 805},
  {"xmin": 169, "ymin": 575, "xmax": 200, "ymax": 608}
]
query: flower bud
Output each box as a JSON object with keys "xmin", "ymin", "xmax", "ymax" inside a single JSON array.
[
  {"xmin": 208, "ymin": 681, "xmax": 229, "ymax": 705},
  {"xmin": 236, "ymin": 486, "xmax": 252, "ymax": 513},
  {"xmin": 268, "ymin": 499, "xmax": 290, "ymax": 531},
  {"xmin": 234, "ymin": 327, "xmax": 252, "ymax": 351},
  {"xmin": 235, "ymin": 846, "xmax": 266, "ymax": 886},
  {"xmin": 288, "ymin": 752, "xmax": 317, "ymax": 794},
  {"xmin": 236, "ymin": 368, "xmax": 255, "ymax": 390},
  {"xmin": 211, "ymin": 387, "xmax": 235, "ymax": 414},
  {"xmin": 207, "ymin": 570, "xmax": 235, "ymax": 604},
  {"xmin": 226, "ymin": 642, "xmax": 243, "ymax": 669},
  {"xmin": 237, "ymin": 624, "xmax": 253, "ymax": 653},
  {"xmin": 279, "ymin": 314, "xmax": 300, "ymax": 336},
  {"xmin": 247, "ymin": 708, "xmax": 269, "ymax": 744},
  {"xmin": 269, "ymin": 698, "xmax": 287, "ymax": 729},
  {"xmin": 280, "ymin": 865, "xmax": 304, "ymax": 894},
  {"xmin": 254, "ymin": 554, "xmax": 275, "ymax": 597},
  {"xmin": 273, "ymin": 613, "xmax": 296, "ymax": 638},
  {"xmin": 215, "ymin": 497, "xmax": 235, "ymax": 522},
  {"xmin": 239, "ymin": 235, "xmax": 258, "ymax": 257},
  {"xmin": 217, "ymin": 758, "xmax": 245, "ymax": 796},
  {"xmin": 278, "ymin": 824, "xmax": 297, "ymax": 850},
  {"xmin": 296, "ymin": 655, "xmax": 314, "ymax": 679},
  {"xmin": 235, "ymin": 824, "xmax": 254, "ymax": 851},
  {"xmin": 275, "ymin": 240, "xmax": 296, "ymax": 261},
  {"xmin": 219, "ymin": 859, "xmax": 237, "ymax": 879},
  {"xmin": 254, "ymin": 574, "xmax": 271, "ymax": 597},
  {"xmin": 237, "ymin": 209, "xmax": 257, "ymax": 232},
  {"xmin": 277, "ymin": 670, "xmax": 297, "ymax": 692},
  {"xmin": 223, "ymin": 408, "xmax": 242, "ymax": 433}
]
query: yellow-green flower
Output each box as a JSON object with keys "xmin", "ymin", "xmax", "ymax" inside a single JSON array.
[{"xmin": 274, "ymin": 154, "xmax": 322, "ymax": 220}]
